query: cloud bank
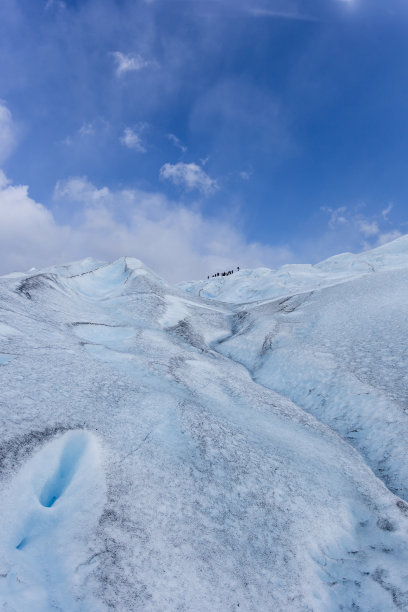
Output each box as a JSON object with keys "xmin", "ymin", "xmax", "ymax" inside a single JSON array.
[
  {"xmin": 0, "ymin": 173, "xmax": 291, "ymax": 282},
  {"xmin": 0, "ymin": 171, "xmax": 405, "ymax": 283}
]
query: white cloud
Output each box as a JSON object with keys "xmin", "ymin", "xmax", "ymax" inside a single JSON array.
[
  {"xmin": 78, "ymin": 122, "xmax": 95, "ymax": 137},
  {"xmin": 54, "ymin": 176, "xmax": 110, "ymax": 203},
  {"xmin": 0, "ymin": 171, "xmax": 69, "ymax": 273},
  {"xmin": 322, "ymin": 206, "xmax": 348, "ymax": 229},
  {"xmin": 376, "ymin": 230, "xmax": 402, "ymax": 246},
  {"xmin": 317, "ymin": 203, "xmax": 405, "ymax": 258},
  {"xmin": 0, "ymin": 170, "xmax": 10, "ymax": 189},
  {"xmin": 2, "ymin": 173, "xmax": 404, "ymax": 282},
  {"xmin": 381, "ymin": 203, "xmax": 393, "ymax": 220},
  {"xmin": 358, "ymin": 220, "xmax": 379, "ymax": 237},
  {"xmin": 167, "ymin": 134, "xmax": 187, "ymax": 154},
  {"xmin": 112, "ymin": 51, "xmax": 152, "ymax": 76},
  {"xmin": 0, "ymin": 101, "xmax": 17, "ymax": 165},
  {"xmin": 121, "ymin": 127, "xmax": 146, "ymax": 152},
  {"xmin": 160, "ymin": 162, "xmax": 218, "ymax": 194},
  {"xmin": 0, "ymin": 173, "xmax": 292, "ymax": 282}
]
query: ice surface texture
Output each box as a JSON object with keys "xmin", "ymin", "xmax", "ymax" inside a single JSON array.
[
  {"xmin": 0, "ymin": 430, "xmax": 105, "ymax": 611},
  {"xmin": 0, "ymin": 251, "xmax": 408, "ymax": 610}
]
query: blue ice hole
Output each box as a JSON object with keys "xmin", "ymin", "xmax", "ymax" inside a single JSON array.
[
  {"xmin": 16, "ymin": 537, "xmax": 28, "ymax": 550},
  {"xmin": 39, "ymin": 433, "xmax": 88, "ymax": 508}
]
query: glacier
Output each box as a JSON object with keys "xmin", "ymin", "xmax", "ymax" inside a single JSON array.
[{"xmin": 0, "ymin": 239, "xmax": 408, "ymax": 611}]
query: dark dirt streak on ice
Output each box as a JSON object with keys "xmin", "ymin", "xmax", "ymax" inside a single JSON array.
[
  {"xmin": 0, "ymin": 425, "xmax": 79, "ymax": 482},
  {"xmin": 210, "ymin": 301, "xmax": 408, "ymax": 505}
]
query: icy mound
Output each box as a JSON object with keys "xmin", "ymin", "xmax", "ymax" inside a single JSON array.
[
  {"xmin": 180, "ymin": 234, "xmax": 408, "ymax": 303},
  {"xmin": 0, "ymin": 248, "xmax": 408, "ymax": 610},
  {"xmin": 40, "ymin": 257, "xmax": 107, "ymax": 278},
  {"xmin": 65, "ymin": 257, "xmax": 166, "ymax": 298},
  {"xmin": 4, "ymin": 258, "xmax": 170, "ymax": 312}
]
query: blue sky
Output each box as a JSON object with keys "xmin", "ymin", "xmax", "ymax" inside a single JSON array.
[{"xmin": 0, "ymin": 0, "xmax": 407, "ymax": 281}]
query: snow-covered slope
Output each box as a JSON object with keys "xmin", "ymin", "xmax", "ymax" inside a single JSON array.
[
  {"xmin": 190, "ymin": 237, "xmax": 408, "ymax": 502},
  {"xmin": 216, "ymin": 268, "xmax": 408, "ymax": 499},
  {"xmin": 180, "ymin": 234, "xmax": 408, "ymax": 303},
  {"xmin": 1, "ymin": 249, "xmax": 408, "ymax": 611}
]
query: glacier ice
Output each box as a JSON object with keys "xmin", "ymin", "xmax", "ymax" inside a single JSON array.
[{"xmin": 0, "ymin": 246, "xmax": 407, "ymax": 610}]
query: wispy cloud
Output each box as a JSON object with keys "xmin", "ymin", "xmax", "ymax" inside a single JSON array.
[
  {"xmin": 78, "ymin": 122, "xmax": 95, "ymax": 137},
  {"xmin": 208, "ymin": 0, "xmax": 318, "ymax": 21},
  {"xmin": 381, "ymin": 203, "xmax": 393, "ymax": 220},
  {"xmin": 61, "ymin": 118, "xmax": 110, "ymax": 147},
  {"xmin": 358, "ymin": 220, "xmax": 379, "ymax": 237},
  {"xmin": 160, "ymin": 162, "xmax": 218, "ymax": 194},
  {"xmin": 167, "ymin": 134, "xmax": 187, "ymax": 154},
  {"xmin": 322, "ymin": 205, "xmax": 348, "ymax": 229},
  {"xmin": 0, "ymin": 101, "xmax": 18, "ymax": 165},
  {"xmin": 321, "ymin": 204, "xmax": 402, "ymax": 251},
  {"xmin": 111, "ymin": 51, "xmax": 153, "ymax": 76},
  {"xmin": 190, "ymin": 78, "xmax": 296, "ymax": 167},
  {"xmin": 44, "ymin": 0, "xmax": 66, "ymax": 11},
  {"xmin": 120, "ymin": 126, "xmax": 147, "ymax": 152},
  {"xmin": 249, "ymin": 8, "xmax": 318, "ymax": 21}
]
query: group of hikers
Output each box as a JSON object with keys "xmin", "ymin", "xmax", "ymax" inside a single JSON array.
[{"xmin": 208, "ymin": 266, "xmax": 240, "ymax": 280}]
